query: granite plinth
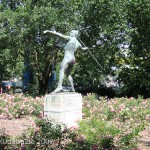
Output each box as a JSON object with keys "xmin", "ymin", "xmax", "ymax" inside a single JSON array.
[{"xmin": 44, "ymin": 93, "xmax": 82, "ymax": 127}]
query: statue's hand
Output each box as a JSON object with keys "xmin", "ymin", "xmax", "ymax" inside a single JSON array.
[
  {"xmin": 43, "ymin": 30, "xmax": 49, "ymax": 34},
  {"xmin": 43, "ymin": 30, "xmax": 56, "ymax": 34},
  {"xmin": 83, "ymin": 47, "xmax": 89, "ymax": 50}
]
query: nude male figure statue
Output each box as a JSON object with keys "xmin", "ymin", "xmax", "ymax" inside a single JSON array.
[{"xmin": 43, "ymin": 30, "xmax": 88, "ymax": 93}]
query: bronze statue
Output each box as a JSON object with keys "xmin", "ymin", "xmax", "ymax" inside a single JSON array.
[{"xmin": 43, "ymin": 30, "xmax": 88, "ymax": 93}]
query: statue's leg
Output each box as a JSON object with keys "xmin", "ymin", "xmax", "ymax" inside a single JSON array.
[
  {"xmin": 51, "ymin": 59, "xmax": 68, "ymax": 93},
  {"xmin": 65, "ymin": 64, "xmax": 75, "ymax": 92}
]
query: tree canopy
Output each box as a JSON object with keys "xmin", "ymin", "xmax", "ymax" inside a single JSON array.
[{"xmin": 0, "ymin": 0, "xmax": 150, "ymax": 97}]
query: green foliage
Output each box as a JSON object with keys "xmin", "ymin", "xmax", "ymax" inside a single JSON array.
[
  {"xmin": 0, "ymin": 0, "xmax": 83, "ymax": 94},
  {"xmin": 119, "ymin": 0, "xmax": 150, "ymax": 98},
  {"xmin": 0, "ymin": 0, "xmax": 150, "ymax": 96},
  {"xmin": 0, "ymin": 8, "xmax": 23, "ymax": 80},
  {"xmin": 81, "ymin": 93, "xmax": 149, "ymax": 149},
  {"xmin": 0, "ymin": 93, "xmax": 43, "ymax": 119},
  {"xmin": 0, "ymin": 118, "xmax": 90, "ymax": 150},
  {"xmin": 0, "ymin": 128, "xmax": 10, "ymax": 150},
  {"xmin": 0, "ymin": 93, "xmax": 150, "ymax": 149},
  {"xmin": 73, "ymin": 0, "xmax": 131, "ymax": 92},
  {"xmin": 21, "ymin": 118, "xmax": 67, "ymax": 150},
  {"xmin": 78, "ymin": 118, "xmax": 117, "ymax": 149}
]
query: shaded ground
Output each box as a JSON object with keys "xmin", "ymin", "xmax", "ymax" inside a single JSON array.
[{"xmin": 0, "ymin": 116, "xmax": 150, "ymax": 149}]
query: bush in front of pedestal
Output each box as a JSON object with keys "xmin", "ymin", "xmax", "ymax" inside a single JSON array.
[
  {"xmin": 0, "ymin": 93, "xmax": 44, "ymax": 119},
  {"xmin": 20, "ymin": 118, "xmax": 66, "ymax": 149},
  {"xmin": 80, "ymin": 93, "xmax": 150, "ymax": 149},
  {"xmin": 5, "ymin": 118, "xmax": 90, "ymax": 150}
]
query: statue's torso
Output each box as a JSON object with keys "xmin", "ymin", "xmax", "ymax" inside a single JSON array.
[{"xmin": 64, "ymin": 37, "xmax": 80, "ymax": 56}]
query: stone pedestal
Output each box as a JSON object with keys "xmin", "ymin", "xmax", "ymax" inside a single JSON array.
[{"xmin": 44, "ymin": 93, "xmax": 82, "ymax": 127}]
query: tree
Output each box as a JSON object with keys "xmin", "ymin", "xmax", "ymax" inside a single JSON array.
[
  {"xmin": 119, "ymin": 0, "xmax": 150, "ymax": 97},
  {"xmin": 0, "ymin": 1, "xmax": 24, "ymax": 81},
  {"xmin": 72, "ymin": 0, "xmax": 130, "ymax": 93},
  {"xmin": 0, "ymin": 0, "xmax": 83, "ymax": 95},
  {"xmin": 1, "ymin": 0, "xmax": 149, "ymax": 97}
]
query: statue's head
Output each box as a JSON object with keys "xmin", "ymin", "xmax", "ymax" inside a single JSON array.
[{"xmin": 70, "ymin": 30, "xmax": 78, "ymax": 37}]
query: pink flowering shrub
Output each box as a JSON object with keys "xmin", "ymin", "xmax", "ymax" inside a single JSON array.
[
  {"xmin": 0, "ymin": 93, "xmax": 149, "ymax": 149},
  {"xmin": 0, "ymin": 93, "xmax": 44, "ymax": 119},
  {"xmin": 80, "ymin": 93, "xmax": 150, "ymax": 149}
]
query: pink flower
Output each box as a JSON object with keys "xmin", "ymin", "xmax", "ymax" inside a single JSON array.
[
  {"xmin": 111, "ymin": 107, "xmax": 115, "ymax": 112},
  {"xmin": 119, "ymin": 104, "xmax": 125, "ymax": 111},
  {"xmin": 92, "ymin": 144, "xmax": 98, "ymax": 150},
  {"xmin": 114, "ymin": 118, "xmax": 119, "ymax": 122},
  {"xmin": 0, "ymin": 114, "xmax": 6, "ymax": 119},
  {"xmin": 132, "ymin": 108, "xmax": 137, "ymax": 112},
  {"xmin": 35, "ymin": 127, "xmax": 40, "ymax": 134},
  {"xmin": 70, "ymin": 125, "xmax": 79, "ymax": 130},
  {"xmin": 35, "ymin": 97, "xmax": 40, "ymax": 100},
  {"xmin": 87, "ymin": 104, "xmax": 90, "ymax": 108},
  {"xmin": 81, "ymin": 134, "xmax": 86, "ymax": 139},
  {"xmin": 4, "ymin": 107, "xmax": 9, "ymax": 112},
  {"xmin": 108, "ymin": 101, "xmax": 111, "ymax": 105},
  {"xmin": 38, "ymin": 112, "xmax": 43, "ymax": 118}
]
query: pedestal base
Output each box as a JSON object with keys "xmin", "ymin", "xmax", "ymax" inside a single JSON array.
[{"xmin": 44, "ymin": 93, "xmax": 82, "ymax": 127}]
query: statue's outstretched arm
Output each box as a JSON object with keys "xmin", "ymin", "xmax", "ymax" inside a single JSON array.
[
  {"xmin": 78, "ymin": 43, "xmax": 88, "ymax": 50},
  {"xmin": 43, "ymin": 30, "xmax": 70, "ymax": 40},
  {"xmin": 77, "ymin": 41, "xmax": 88, "ymax": 51}
]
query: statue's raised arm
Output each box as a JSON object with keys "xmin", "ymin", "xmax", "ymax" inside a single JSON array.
[{"xmin": 43, "ymin": 30, "xmax": 70, "ymax": 40}]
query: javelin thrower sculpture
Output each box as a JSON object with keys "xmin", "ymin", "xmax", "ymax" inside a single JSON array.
[{"xmin": 43, "ymin": 30, "xmax": 88, "ymax": 93}]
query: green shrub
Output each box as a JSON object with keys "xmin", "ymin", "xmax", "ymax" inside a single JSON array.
[
  {"xmin": 81, "ymin": 93, "xmax": 149, "ymax": 149},
  {"xmin": 0, "ymin": 93, "xmax": 149, "ymax": 149},
  {"xmin": 78, "ymin": 118, "xmax": 118, "ymax": 149},
  {"xmin": 0, "ymin": 94, "xmax": 43, "ymax": 119}
]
